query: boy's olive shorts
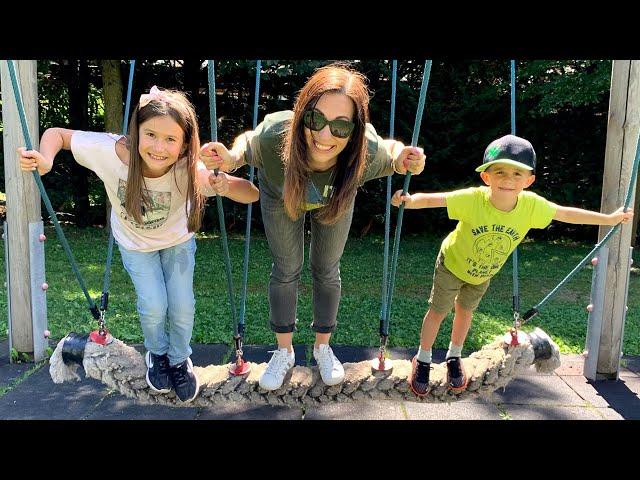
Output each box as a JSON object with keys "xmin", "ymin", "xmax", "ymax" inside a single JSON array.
[{"xmin": 428, "ymin": 253, "xmax": 491, "ymax": 314}]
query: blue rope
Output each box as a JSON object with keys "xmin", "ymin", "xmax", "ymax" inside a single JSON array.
[
  {"xmin": 384, "ymin": 60, "xmax": 432, "ymax": 326},
  {"xmin": 523, "ymin": 128, "xmax": 640, "ymax": 322},
  {"xmin": 208, "ymin": 60, "xmax": 239, "ymax": 336},
  {"xmin": 510, "ymin": 60, "xmax": 520, "ymax": 319},
  {"xmin": 238, "ymin": 60, "xmax": 261, "ymax": 332},
  {"xmin": 102, "ymin": 60, "xmax": 135, "ymax": 308},
  {"xmin": 6, "ymin": 60, "xmax": 100, "ymax": 319},
  {"xmin": 379, "ymin": 60, "xmax": 397, "ymax": 335}
]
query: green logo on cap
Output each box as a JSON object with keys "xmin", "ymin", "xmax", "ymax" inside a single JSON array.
[{"xmin": 486, "ymin": 143, "xmax": 500, "ymax": 160}]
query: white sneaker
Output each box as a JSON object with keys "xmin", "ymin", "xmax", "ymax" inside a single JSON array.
[
  {"xmin": 259, "ymin": 348, "xmax": 295, "ymax": 391},
  {"xmin": 313, "ymin": 344, "xmax": 344, "ymax": 386}
]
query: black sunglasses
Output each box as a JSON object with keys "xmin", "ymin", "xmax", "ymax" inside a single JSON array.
[{"xmin": 303, "ymin": 109, "xmax": 355, "ymax": 139}]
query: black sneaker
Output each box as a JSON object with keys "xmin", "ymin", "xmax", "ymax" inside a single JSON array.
[
  {"xmin": 169, "ymin": 358, "xmax": 200, "ymax": 403},
  {"xmin": 446, "ymin": 356, "xmax": 468, "ymax": 392},
  {"xmin": 145, "ymin": 351, "xmax": 172, "ymax": 393},
  {"xmin": 409, "ymin": 356, "xmax": 431, "ymax": 396}
]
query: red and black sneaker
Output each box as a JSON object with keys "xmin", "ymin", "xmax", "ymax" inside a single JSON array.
[
  {"xmin": 409, "ymin": 356, "xmax": 431, "ymax": 396},
  {"xmin": 446, "ymin": 356, "xmax": 468, "ymax": 393}
]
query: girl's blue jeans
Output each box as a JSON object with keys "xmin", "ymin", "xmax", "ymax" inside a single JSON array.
[{"xmin": 118, "ymin": 236, "xmax": 196, "ymax": 366}]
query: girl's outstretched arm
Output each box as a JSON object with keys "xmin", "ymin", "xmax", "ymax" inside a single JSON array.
[
  {"xmin": 17, "ymin": 127, "xmax": 75, "ymax": 175},
  {"xmin": 208, "ymin": 171, "xmax": 259, "ymax": 204}
]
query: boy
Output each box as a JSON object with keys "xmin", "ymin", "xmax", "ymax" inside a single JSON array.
[{"xmin": 391, "ymin": 134, "xmax": 634, "ymax": 396}]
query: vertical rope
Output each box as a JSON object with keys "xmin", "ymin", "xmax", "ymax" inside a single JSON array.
[
  {"xmin": 102, "ymin": 60, "xmax": 136, "ymax": 305},
  {"xmin": 510, "ymin": 60, "xmax": 520, "ymax": 319},
  {"xmin": 6, "ymin": 60, "xmax": 100, "ymax": 318},
  {"xmin": 384, "ymin": 60, "xmax": 432, "ymax": 325},
  {"xmin": 239, "ymin": 60, "xmax": 261, "ymax": 332},
  {"xmin": 207, "ymin": 60, "xmax": 239, "ymax": 336},
  {"xmin": 379, "ymin": 60, "xmax": 397, "ymax": 335}
]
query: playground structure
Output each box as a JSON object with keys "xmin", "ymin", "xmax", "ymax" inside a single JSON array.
[{"xmin": 1, "ymin": 60, "xmax": 637, "ymax": 385}]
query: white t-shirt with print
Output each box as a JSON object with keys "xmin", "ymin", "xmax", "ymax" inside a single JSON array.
[{"xmin": 70, "ymin": 131, "xmax": 215, "ymax": 252}]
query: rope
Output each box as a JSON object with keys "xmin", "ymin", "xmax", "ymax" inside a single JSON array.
[
  {"xmin": 379, "ymin": 59, "xmax": 397, "ymax": 336},
  {"xmin": 102, "ymin": 60, "xmax": 136, "ymax": 315},
  {"xmin": 523, "ymin": 128, "xmax": 640, "ymax": 322},
  {"xmin": 510, "ymin": 60, "xmax": 521, "ymax": 321},
  {"xmin": 384, "ymin": 60, "xmax": 432, "ymax": 325},
  {"xmin": 207, "ymin": 60, "xmax": 239, "ymax": 336},
  {"xmin": 50, "ymin": 327, "xmax": 561, "ymax": 405},
  {"xmin": 6, "ymin": 60, "xmax": 100, "ymax": 319},
  {"xmin": 238, "ymin": 60, "xmax": 261, "ymax": 334}
]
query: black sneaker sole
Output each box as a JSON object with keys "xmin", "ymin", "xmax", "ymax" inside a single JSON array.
[{"xmin": 145, "ymin": 351, "xmax": 171, "ymax": 394}]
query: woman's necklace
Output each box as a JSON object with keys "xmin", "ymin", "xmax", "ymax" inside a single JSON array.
[{"xmin": 309, "ymin": 168, "xmax": 336, "ymax": 203}]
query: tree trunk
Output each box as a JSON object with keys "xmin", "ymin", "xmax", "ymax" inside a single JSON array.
[
  {"xmin": 66, "ymin": 59, "xmax": 90, "ymax": 228},
  {"xmin": 101, "ymin": 60, "xmax": 124, "ymax": 229},
  {"xmin": 102, "ymin": 60, "xmax": 123, "ymax": 133}
]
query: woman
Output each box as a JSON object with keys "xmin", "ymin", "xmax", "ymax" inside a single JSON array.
[{"xmin": 200, "ymin": 64, "xmax": 425, "ymax": 390}]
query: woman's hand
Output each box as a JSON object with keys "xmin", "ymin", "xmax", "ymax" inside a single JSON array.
[
  {"xmin": 199, "ymin": 142, "xmax": 235, "ymax": 172},
  {"xmin": 394, "ymin": 146, "xmax": 425, "ymax": 175}
]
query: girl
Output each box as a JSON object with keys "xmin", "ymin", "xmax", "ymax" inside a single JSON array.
[
  {"xmin": 200, "ymin": 64, "xmax": 426, "ymax": 391},
  {"xmin": 18, "ymin": 86, "xmax": 259, "ymax": 403}
]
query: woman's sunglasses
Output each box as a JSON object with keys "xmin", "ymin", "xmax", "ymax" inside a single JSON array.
[{"xmin": 303, "ymin": 109, "xmax": 355, "ymax": 139}]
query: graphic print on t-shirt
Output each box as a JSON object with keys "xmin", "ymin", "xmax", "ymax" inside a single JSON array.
[
  {"xmin": 303, "ymin": 178, "xmax": 334, "ymax": 211},
  {"xmin": 473, "ymin": 232, "xmax": 511, "ymax": 270},
  {"xmin": 117, "ymin": 179, "xmax": 171, "ymax": 230},
  {"xmin": 465, "ymin": 224, "xmax": 521, "ymax": 279}
]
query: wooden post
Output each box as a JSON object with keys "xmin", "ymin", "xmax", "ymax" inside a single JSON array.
[
  {"xmin": 0, "ymin": 60, "xmax": 47, "ymax": 362},
  {"xmin": 593, "ymin": 60, "xmax": 639, "ymax": 379}
]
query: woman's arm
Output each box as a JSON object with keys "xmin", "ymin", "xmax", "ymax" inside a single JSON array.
[{"xmin": 199, "ymin": 131, "xmax": 256, "ymax": 173}]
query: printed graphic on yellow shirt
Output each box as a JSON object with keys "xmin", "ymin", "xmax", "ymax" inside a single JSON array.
[
  {"xmin": 462, "ymin": 222, "xmax": 522, "ymax": 279},
  {"xmin": 117, "ymin": 179, "xmax": 171, "ymax": 230},
  {"xmin": 471, "ymin": 232, "xmax": 512, "ymax": 277}
]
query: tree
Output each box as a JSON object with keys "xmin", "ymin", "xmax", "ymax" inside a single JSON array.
[{"xmin": 101, "ymin": 60, "xmax": 124, "ymax": 229}]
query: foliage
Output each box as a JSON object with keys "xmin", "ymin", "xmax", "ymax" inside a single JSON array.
[
  {"xmin": 2, "ymin": 59, "xmax": 626, "ymax": 241},
  {"xmin": 0, "ymin": 226, "xmax": 637, "ymax": 356}
]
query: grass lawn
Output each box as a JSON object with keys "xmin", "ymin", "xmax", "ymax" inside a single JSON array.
[{"xmin": 0, "ymin": 226, "xmax": 638, "ymax": 356}]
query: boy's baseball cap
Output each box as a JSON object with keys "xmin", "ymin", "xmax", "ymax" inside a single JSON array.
[{"xmin": 475, "ymin": 134, "xmax": 536, "ymax": 172}]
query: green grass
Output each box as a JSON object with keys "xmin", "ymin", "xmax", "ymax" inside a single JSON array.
[{"xmin": 0, "ymin": 226, "xmax": 638, "ymax": 356}]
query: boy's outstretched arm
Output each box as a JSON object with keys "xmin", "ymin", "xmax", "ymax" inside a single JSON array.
[
  {"xmin": 390, "ymin": 190, "xmax": 447, "ymax": 209},
  {"xmin": 553, "ymin": 205, "xmax": 634, "ymax": 226}
]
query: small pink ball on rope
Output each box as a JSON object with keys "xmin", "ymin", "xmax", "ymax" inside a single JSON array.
[
  {"xmin": 41, "ymin": 282, "xmax": 49, "ymax": 291},
  {"xmin": 39, "ymin": 234, "xmax": 47, "ymax": 241},
  {"xmin": 44, "ymin": 330, "xmax": 50, "ymax": 338},
  {"xmin": 591, "ymin": 257, "xmax": 598, "ymax": 266}
]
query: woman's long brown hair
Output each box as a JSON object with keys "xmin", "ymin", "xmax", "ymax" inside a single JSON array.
[
  {"xmin": 281, "ymin": 63, "xmax": 370, "ymax": 224},
  {"xmin": 125, "ymin": 88, "xmax": 204, "ymax": 232}
]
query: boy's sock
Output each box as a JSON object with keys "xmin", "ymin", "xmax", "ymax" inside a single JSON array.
[
  {"xmin": 446, "ymin": 342, "xmax": 463, "ymax": 359},
  {"xmin": 417, "ymin": 346, "xmax": 432, "ymax": 364}
]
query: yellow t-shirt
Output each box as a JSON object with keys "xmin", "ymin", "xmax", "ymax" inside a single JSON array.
[{"xmin": 441, "ymin": 186, "xmax": 557, "ymax": 284}]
